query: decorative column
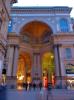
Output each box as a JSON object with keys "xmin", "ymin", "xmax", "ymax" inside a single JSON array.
[
  {"xmin": 32, "ymin": 53, "xmax": 41, "ymax": 83},
  {"xmin": 37, "ymin": 53, "xmax": 42, "ymax": 79},
  {"xmin": 59, "ymin": 45, "xmax": 66, "ymax": 87},
  {"xmin": 32, "ymin": 53, "xmax": 37, "ymax": 81},
  {"xmin": 13, "ymin": 45, "xmax": 19, "ymax": 76},
  {"xmin": 54, "ymin": 44, "xmax": 66, "ymax": 88},
  {"xmin": 7, "ymin": 46, "xmax": 14, "ymax": 76},
  {"xmin": 54, "ymin": 44, "xmax": 62, "ymax": 86}
]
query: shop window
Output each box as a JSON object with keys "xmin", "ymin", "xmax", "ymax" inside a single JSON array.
[{"xmin": 59, "ymin": 19, "xmax": 69, "ymax": 32}]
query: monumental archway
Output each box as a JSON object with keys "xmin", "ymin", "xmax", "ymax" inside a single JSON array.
[{"xmin": 17, "ymin": 20, "xmax": 54, "ymax": 84}]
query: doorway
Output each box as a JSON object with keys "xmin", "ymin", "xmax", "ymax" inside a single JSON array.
[
  {"xmin": 16, "ymin": 52, "xmax": 32, "ymax": 85},
  {"xmin": 42, "ymin": 52, "xmax": 55, "ymax": 87}
]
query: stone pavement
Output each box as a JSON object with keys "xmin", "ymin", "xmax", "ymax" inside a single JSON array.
[
  {"xmin": 48, "ymin": 89, "xmax": 74, "ymax": 100},
  {"xmin": 0, "ymin": 87, "xmax": 74, "ymax": 100}
]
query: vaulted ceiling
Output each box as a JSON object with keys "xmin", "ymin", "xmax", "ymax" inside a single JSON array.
[{"xmin": 20, "ymin": 21, "xmax": 53, "ymax": 39}]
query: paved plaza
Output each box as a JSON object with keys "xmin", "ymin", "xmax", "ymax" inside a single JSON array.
[{"xmin": 0, "ymin": 86, "xmax": 74, "ymax": 100}]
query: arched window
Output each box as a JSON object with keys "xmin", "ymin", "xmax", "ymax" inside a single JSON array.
[
  {"xmin": 8, "ymin": 20, "xmax": 12, "ymax": 32},
  {"xmin": 59, "ymin": 19, "xmax": 69, "ymax": 32},
  {"xmin": 0, "ymin": 18, "xmax": 2, "ymax": 30}
]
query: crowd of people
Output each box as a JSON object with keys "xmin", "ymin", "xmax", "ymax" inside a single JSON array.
[{"xmin": 21, "ymin": 82, "xmax": 43, "ymax": 90}]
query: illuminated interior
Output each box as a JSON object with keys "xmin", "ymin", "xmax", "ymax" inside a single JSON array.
[
  {"xmin": 16, "ymin": 52, "xmax": 32, "ymax": 84},
  {"xmin": 18, "ymin": 21, "xmax": 54, "ymax": 85},
  {"xmin": 42, "ymin": 52, "xmax": 55, "ymax": 84},
  {"xmin": 20, "ymin": 20, "xmax": 52, "ymax": 41}
]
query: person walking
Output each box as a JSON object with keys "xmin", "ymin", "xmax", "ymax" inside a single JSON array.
[{"xmin": 39, "ymin": 82, "xmax": 42, "ymax": 90}]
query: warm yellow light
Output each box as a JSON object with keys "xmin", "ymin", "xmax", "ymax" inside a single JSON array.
[
  {"xmin": 51, "ymin": 55, "xmax": 54, "ymax": 59},
  {"xmin": 68, "ymin": 80, "xmax": 74, "ymax": 83},
  {"xmin": 17, "ymin": 75, "xmax": 24, "ymax": 81},
  {"xmin": 27, "ymin": 77, "xmax": 31, "ymax": 84},
  {"xmin": 17, "ymin": 85, "xmax": 23, "ymax": 90}
]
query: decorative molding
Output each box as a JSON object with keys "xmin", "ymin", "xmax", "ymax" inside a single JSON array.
[
  {"xmin": 53, "ymin": 33, "xmax": 74, "ymax": 44},
  {"xmin": 11, "ymin": 6, "xmax": 72, "ymax": 14}
]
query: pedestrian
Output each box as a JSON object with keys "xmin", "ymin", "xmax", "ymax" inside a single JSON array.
[
  {"xmin": 39, "ymin": 82, "xmax": 42, "ymax": 90},
  {"xmin": 25, "ymin": 83, "xmax": 27, "ymax": 91},
  {"xmin": 33, "ymin": 83, "xmax": 36, "ymax": 90},
  {"xmin": 29, "ymin": 83, "xmax": 32, "ymax": 90}
]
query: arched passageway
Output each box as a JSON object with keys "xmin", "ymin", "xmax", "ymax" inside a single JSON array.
[
  {"xmin": 41, "ymin": 52, "xmax": 55, "ymax": 86},
  {"xmin": 17, "ymin": 52, "xmax": 32, "ymax": 84},
  {"xmin": 17, "ymin": 20, "xmax": 54, "ymax": 85}
]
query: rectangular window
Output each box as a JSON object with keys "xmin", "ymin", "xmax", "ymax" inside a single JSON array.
[{"xmin": 65, "ymin": 48, "xmax": 72, "ymax": 59}]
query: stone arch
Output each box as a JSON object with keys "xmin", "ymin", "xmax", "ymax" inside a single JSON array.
[
  {"xmin": 20, "ymin": 20, "xmax": 53, "ymax": 37},
  {"xmin": 19, "ymin": 20, "xmax": 53, "ymax": 44},
  {"xmin": 18, "ymin": 18, "xmax": 54, "ymax": 34}
]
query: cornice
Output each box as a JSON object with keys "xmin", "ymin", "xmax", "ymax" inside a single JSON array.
[
  {"xmin": 7, "ymin": 33, "xmax": 19, "ymax": 37},
  {"xmin": 53, "ymin": 33, "xmax": 74, "ymax": 37},
  {"xmin": 53, "ymin": 33, "xmax": 74, "ymax": 44},
  {"xmin": 11, "ymin": 6, "xmax": 72, "ymax": 14}
]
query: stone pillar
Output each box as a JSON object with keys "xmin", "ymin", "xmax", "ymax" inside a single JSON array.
[
  {"xmin": 54, "ymin": 45, "xmax": 60, "ymax": 76},
  {"xmin": 37, "ymin": 53, "xmax": 42, "ymax": 79},
  {"xmin": 32, "ymin": 53, "xmax": 41, "ymax": 83},
  {"xmin": 32, "ymin": 53, "xmax": 37, "ymax": 81},
  {"xmin": 13, "ymin": 45, "xmax": 19, "ymax": 76},
  {"xmin": 54, "ymin": 45, "xmax": 62, "ymax": 86},
  {"xmin": 54, "ymin": 44, "xmax": 66, "ymax": 88},
  {"xmin": 7, "ymin": 46, "xmax": 14, "ymax": 76},
  {"xmin": 59, "ymin": 46, "xmax": 66, "ymax": 87}
]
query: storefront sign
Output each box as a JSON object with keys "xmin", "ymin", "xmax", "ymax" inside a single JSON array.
[
  {"xmin": 66, "ymin": 68, "xmax": 74, "ymax": 74},
  {"xmin": 65, "ymin": 63, "xmax": 74, "ymax": 74}
]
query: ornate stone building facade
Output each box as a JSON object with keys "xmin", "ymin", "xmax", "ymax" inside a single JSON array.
[
  {"xmin": 0, "ymin": 1, "xmax": 74, "ymax": 87},
  {"xmin": 0, "ymin": 0, "xmax": 17, "ymax": 81}
]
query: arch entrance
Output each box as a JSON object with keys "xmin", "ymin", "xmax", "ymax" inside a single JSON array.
[
  {"xmin": 42, "ymin": 52, "xmax": 55, "ymax": 87},
  {"xmin": 17, "ymin": 52, "xmax": 32, "ymax": 84},
  {"xmin": 17, "ymin": 20, "xmax": 55, "ymax": 85}
]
